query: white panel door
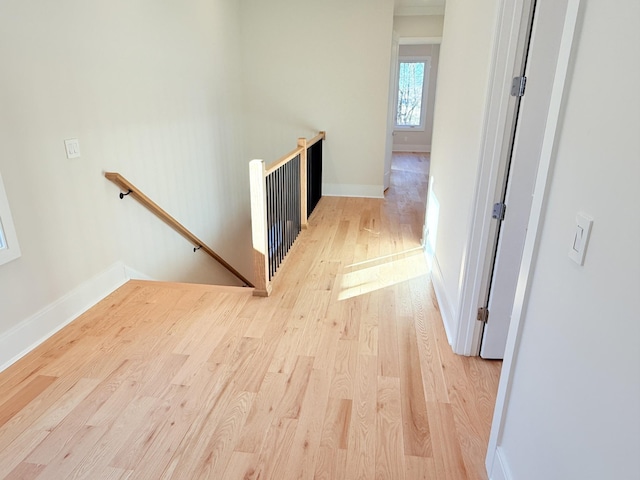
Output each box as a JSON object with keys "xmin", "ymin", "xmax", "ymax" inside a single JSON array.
[{"xmin": 480, "ymin": 0, "xmax": 570, "ymax": 358}]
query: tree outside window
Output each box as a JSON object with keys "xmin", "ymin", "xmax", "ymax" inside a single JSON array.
[{"xmin": 395, "ymin": 56, "xmax": 430, "ymax": 130}]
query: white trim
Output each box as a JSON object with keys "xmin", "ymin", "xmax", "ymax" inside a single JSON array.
[
  {"xmin": 394, "ymin": 6, "xmax": 445, "ymax": 16},
  {"xmin": 453, "ymin": 0, "xmax": 533, "ymax": 356},
  {"xmin": 0, "ymin": 171, "xmax": 21, "ymax": 266},
  {"xmin": 322, "ymin": 183, "xmax": 384, "ymax": 199},
  {"xmin": 392, "ymin": 144, "xmax": 431, "ymax": 153},
  {"xmin": 399, "ymin": 36, "xmax": 442, "ymax": 45},
  {"xmin": 429, "ymin": 254, "xmax": 455, "ymax": 345},
  {"xmin": 488, "ymin": 447, "xmax": 513, "ymax": 480},
  {"xmin": 0, "ymin": 262, "xmax": 130, "ymax": 372},
  {"xmin": 124, "ymin": 264, "xmax": 155, "ymax": 281},
  {"xmin": 485, "ymin": 0, "xmax": 581, "ymax": 475}
]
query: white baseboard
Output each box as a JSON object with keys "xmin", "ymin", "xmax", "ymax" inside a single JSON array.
[
  {"xmin": 429, "ymin": 254, "xmax": 456, "ymax": 346},
  {"xmin": 488, "ymin": 447, "xmax": 513, "ymax": 480},
  {"xmin": 323, "ymin": 183, "xmax": 384, "ymax": 199},
  {"xmin": 391, "ymin": 144, "xmax": 431, "ymax": 153},
  {"xmin": 124, "ymin": 265, "xmax": 155, "ymax": 281},
  {"xmin": 0, "ymin": 262, "xmax": 130, "ymax": 372}
]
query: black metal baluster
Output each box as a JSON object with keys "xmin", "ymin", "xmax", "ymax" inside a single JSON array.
[
  {"xmin": 266, "ymin": 173, "xmax": 273, "ymax": 279},
  {"xmin": 278, "ymin": 166, "xmax": 284, "ymax": 270},
  {"xmin": 284, "ymin": 162, "xmax": 289, "ymax": 257}
]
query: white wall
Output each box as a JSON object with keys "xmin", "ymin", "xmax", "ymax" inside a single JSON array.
[
  {"xmin": 392, "ymin": 44, "xmax": 440, "ymax": 152},
  {"xmin": 491, "ymin": 0, "xmax": 640, "ymax": 478},
  {"xmin": 0, "ymin": 0, "xmax": 251, "ymax": 344},
  {"xmin": 240, "ymin": 0, "xmax": 395, "ymax": 198},
  {"xmin": 426, "ymin": 0, "xmax": 500, "ymax": 336},
  {"xmin": 393, "ymin": 14, "xmax": 444, "ymax": 38}
]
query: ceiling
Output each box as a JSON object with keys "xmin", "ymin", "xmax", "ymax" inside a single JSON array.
[{"xmin": 394, "ymin": 0, "xmax": 445, "ymax": 16}]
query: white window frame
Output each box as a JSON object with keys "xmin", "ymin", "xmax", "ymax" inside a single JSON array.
[
  {"xmin": 394, "ymin": 55, "xmax": 431, "ymax": 132},
  {"xmin": 0, "ymin": 171, "xmax": 21, "ymax": 266}
]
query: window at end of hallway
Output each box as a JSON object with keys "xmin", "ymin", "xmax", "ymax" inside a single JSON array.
[
  {"xmin": 395, "ymin": 57, "xmax": 430, "ymax": 130},
  {"xmin": 0, "ymin": 171, "xmax": 21, "ymax": 266}
]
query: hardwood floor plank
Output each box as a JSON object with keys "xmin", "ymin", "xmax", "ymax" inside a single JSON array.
[
  {"xmin": 277, "ymin": 368, "xmax": 330, "ymax": 480},
  {"xmin": 66, "ymin": 395, "xmax": 157, "ymax": 479},
  {"xmin": 359, "ymin": 323, "xmax": 378, "ymax": 356},
  {"xmin": 0, "ymin": 376, "xmax": 100, "ymax": 454},
  {"xmin": 235, "ymin": 372, "xmax": 288, "ymax": 454},
  {"xmin": 0, "ymin": 375, "xmax": 58, "ymax": 428},
  {"xmin": 34, "ymin": 424, "xmax": 108, "ymax": 479},
  {"xmin": 189, "ymin": 390, "xmax": 255, "ymax": 478},
  {"xmin": 273, "ymin": 355, "xmax": 314, "ymax": 419},
  {"xmin": 406, "ymin": 454, "xmax": 437, "ymax": 480},
  {"xmin": 376, "ymin": 376, "xmax": 406, "ymax": 480},
  {"xmin": 398, "ymin": 311, "xmax": 432, "ymax": 458},
  {"xmin": 320, "ymin": 397, "xmax": 353, "ymax": 450},
  {"xmin": 428, "ymin": 401, "xmax": 469, "ymax": 480},
  {"xmin": 378, "ymin": 288, "xmax": 400, "ymax": 378},
  {"xmin": 152, "ymin": 364, "xmax": 238, "ymax": 478},
  {"xmin": 250, "ymin": 417, "xmax": 298, "ymax": 480},
  {"xmin": 314, "ymin": 445, "xmax": 345, "ymax": 480},
  {"xmin": 414, "ymin": 303, "xmax": 450, "ymax": 403},
  {"xmin": 25, "ymin": 359, "xmax": 141, "ymax": 465},
  {"xmin": 0, "ymin": 429, "xmax": 50, "ymax": 475},
  {"xmin": 268, "ymin": 324, "xmax": 303, "ymax": 375},
  {"xmin": 312, "ymin": 317, "xmax": 342, "ymax": 373},
  {"xmin": 117, "ymin": 385, "xmax": 192, "ymax": 478},
  {"xmin": 344, "ymin": 354, "xmax": 378, "ymax": 479},
  {"xmin": 221, "ymin": 451, "xmax": 258, "ymax": 480},
  {"xmin": 4, "ymin": 461, "xmax": 46, "ymax": 479},
  {"xmin": 329, "ymin": 340, "xmax": 358, "ymax": 400}
]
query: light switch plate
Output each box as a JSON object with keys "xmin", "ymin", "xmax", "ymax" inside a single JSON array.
[
  {"xmin": 64, "ymin": 138, "xmax": 80, "ymax": 159},
  {"xmin": 568, "ymin": 212, "xmax": 593, "ymax": 266}
]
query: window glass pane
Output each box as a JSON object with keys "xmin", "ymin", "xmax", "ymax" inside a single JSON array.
[{"xmin": 396, "ymin": 61, "xmax": 425, "ymax": 127}]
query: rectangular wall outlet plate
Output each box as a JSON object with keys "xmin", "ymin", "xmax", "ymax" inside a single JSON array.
[
  {"xmin": 64, "ymin": 138, "xmax": 80, "ymax": 159},
  {"xmin": 568, "ymin": 212, "xmax": 593, "ymax": 266}
]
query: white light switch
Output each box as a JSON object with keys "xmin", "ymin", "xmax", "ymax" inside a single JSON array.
[
  {"xmin": 64, "ymin": 138, "xmax": 80, "ymax": 159},
  {"xmin": 568, "ymin": 212, "xmax": 593, "ymax": 266}
]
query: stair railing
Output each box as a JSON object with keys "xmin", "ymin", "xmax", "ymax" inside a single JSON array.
[
  {"xmin": 104, "ymin": 172, "xmax": 254, "ymax": 288},
  {"xmin": 250, "ymin": 131, "xmax": 325, "ymax": 296}
]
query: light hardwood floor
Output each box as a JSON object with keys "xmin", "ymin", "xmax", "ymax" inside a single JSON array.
[{"xmin": 0, "ymin": 153, "xmax": 501, "ymax": 479}]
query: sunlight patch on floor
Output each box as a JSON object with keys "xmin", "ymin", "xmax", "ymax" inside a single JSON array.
[{"xmin": 337, "ymin": 247, "xmax": 430, "ymax": 300}]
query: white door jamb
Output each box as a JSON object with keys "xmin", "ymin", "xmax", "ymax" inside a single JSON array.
[
  {"xmin": 452, "ymin": 0, "xmax": 534, "ymax": 355},
  {"xmin": 485, "ymin": 0, "xmax": 581, "ymax": 477}
]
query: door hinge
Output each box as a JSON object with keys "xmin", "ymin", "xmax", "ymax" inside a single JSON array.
[
  {"xmin": 510, "ymin": 76, "xmax": 527, "ymax": 97},
  {"xmin": 477, "ymin": 307, "xmax": 489, "ymax": 324},
  {"xmin": 492, "ymin": 202, "xmax": 507, "ymax": 221}
]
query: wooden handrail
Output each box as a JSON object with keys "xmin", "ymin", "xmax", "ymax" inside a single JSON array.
[
  {"xmin": 265, "ymin": 146, "xmax": 305, "ymax": 175},
  {"xmin": 264, "ymin": 132, "xmax": 325, "ymax": 175},
  {"xmin": 104, "ymin": 172, "xmax": 254, "ymax": 288},
  {"xmin": 307, "ymin": 131, "xmax": 326, "ymax": 148}
]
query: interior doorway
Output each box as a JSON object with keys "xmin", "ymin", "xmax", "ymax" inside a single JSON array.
[
  {"xmin": 449, "ymin": 0, "xmax": 575, "ymax": 359},
  {"xmin": 478, "ymin": 0, "xmax": 571, "ymax": 359},
  {"xmin": 384, "ymin": 36, "xmax": 441, "ymax": 192}
]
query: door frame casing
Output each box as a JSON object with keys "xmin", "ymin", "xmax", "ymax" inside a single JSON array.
[
  {"xmin": 384, "ymin": 31, "xmax": 401, "ymax": 191},
  {"xmin": 384, "ymin": 34, "xmax": 442, "ymax": 190},
  {"xmin": 486, "ymin": 0, "xmax": 581, "ymax": 476},
  {"xmin": 453, "ymin": 0, "xmax": 536, "ymax": 356}
]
